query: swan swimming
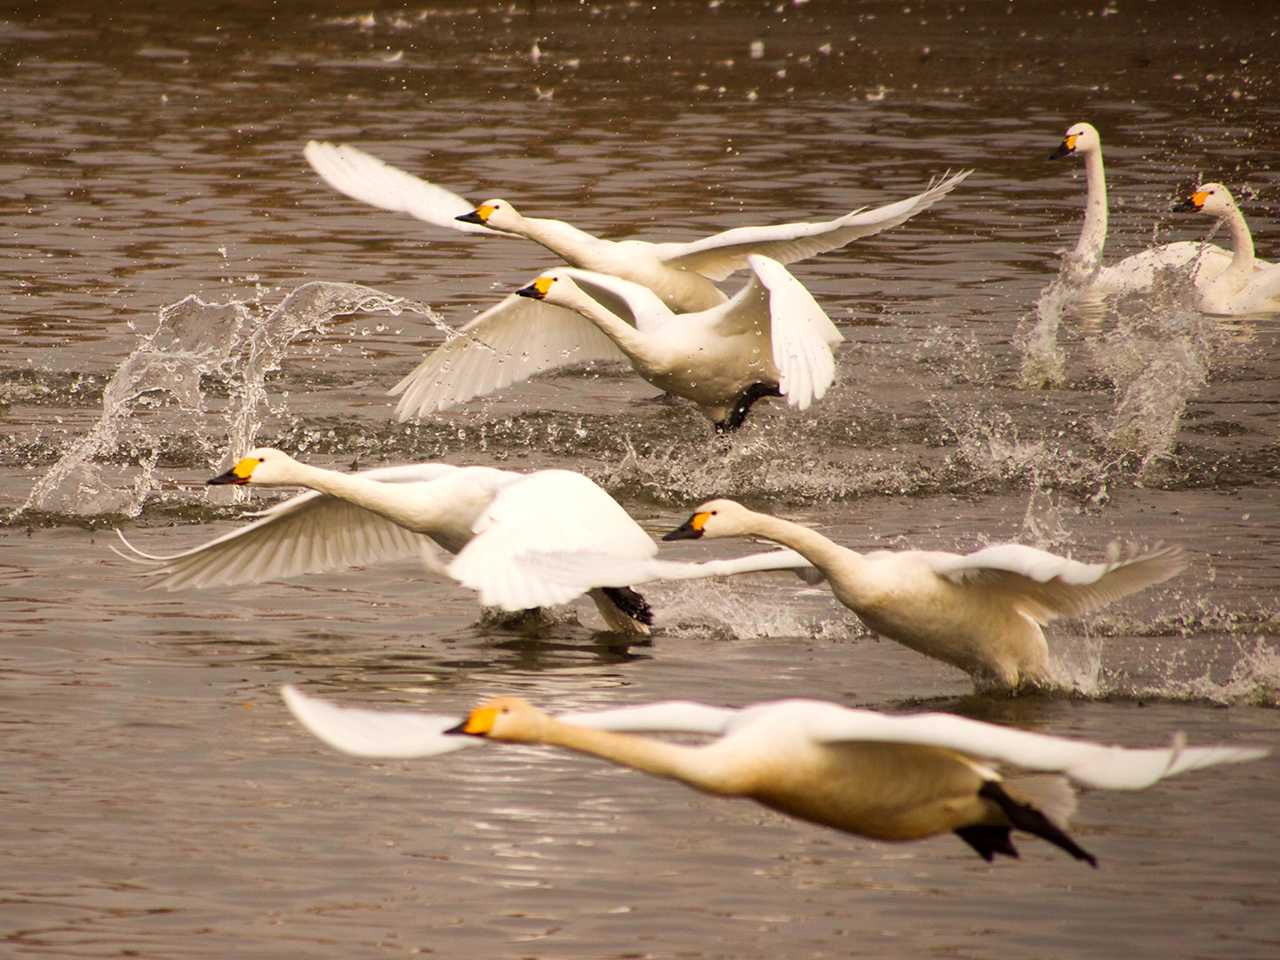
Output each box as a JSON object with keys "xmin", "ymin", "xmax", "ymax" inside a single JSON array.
[
  {"xmin": 1049, "ymin": 121, "xmax": 1230, "ymax": 297},
  {"xmin": 304, "ymin": 140, "xmax": 971, "ymax": 312},
  {"xmin": 392, "ymin": 254, "xmax": 842, "ymax": 430},
  {"xmin": 514, "ymin": 498, "xmax": 1187, "ymax": 689},
  {"xmin": 111, "ymin": 449, "xmax": 815, "ymax": 634},
  {"xmin": 281, "ymin": 685, "xmax": 1266, "ymax": 865},
  {"xmin": 1173, "ymin": 182, "xmax": 1280, "ymax": 315}
]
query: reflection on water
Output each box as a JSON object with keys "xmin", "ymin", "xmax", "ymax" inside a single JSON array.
[{"xmin": 4, "ymin": 1, "xmax": 1280, "ymax": 959}]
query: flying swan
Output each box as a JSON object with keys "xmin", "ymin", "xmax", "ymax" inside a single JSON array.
[
  {"xmin": 111, "ymin": 448, "xmax": 815, "ymax": 634},
  {"xmin": 1049, "ymin": 121, "xmax": 1232, "ymax": 297},
  {"xmin": 304, "ymin": 139, "xmax": 972, "ymax": 312},
  {"xmin": 280, "ymin": 685, "xmax": 1267, "ymax": 865},
  {"xmin": 392, "ymin": 254, "xmax": 842, "ymax": 430},
  {"xmin": 1172, "ymin": 182, "xmax": 1280, "ymax": 315},
  {"xmin": 517, "ymin": 499, "xmax": 1188, "ymax": 689}
]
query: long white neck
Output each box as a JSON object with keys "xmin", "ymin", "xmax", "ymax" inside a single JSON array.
[
  {"xmin": 559, "ymin": 288, "xmax": 663, "ymax": 367},
  {"xmin": 280, "ymin": 462, "xmax": 440, "ymax": 531},
  {"xmin": 1214, "ymin": 201, "xmax": 1257, "ymax": 286},
  {"xmin": 516, "ymin": 215, "xmax": 607, "ymax": 264},
  {"xmin": 533, "ymin": 718, "xmax": 732, "ymax": 795},
  {"xmin": 731, "ymin": 510, "xmax": 862, "ymax": 579},
  {"xmin": 1074, "ymin": 147, "xmax": 1108, "ymax": 266}
]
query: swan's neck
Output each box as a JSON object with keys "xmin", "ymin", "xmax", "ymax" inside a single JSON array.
[
  {"xmin": 1074, "ymin": 147, "xmax": 1108, "ymax": 266},
  {"xmin": 533, "ymin": 719, "xmax": 726, "ymax": 793},
  {"xmin": 733, "ymin": 511, "xmax": 860, "ymax": 578},
  {"xmin": 562, "ymin": 290, "xmax": 662, "ymax": 367},
  {"xmin": 284, "ymin": 463, "xmax": 437, "ymax": 530},
  {"xmin": 518, "ymin": 216, "xmax": 606, "ymax": 263},
  {"xmin": 1216, "ymin": 202, "xmax": 1257, "ymax": 283}
]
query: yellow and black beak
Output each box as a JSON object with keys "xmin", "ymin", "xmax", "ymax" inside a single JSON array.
[
  {"xmin": 1048, "ymin": 135, "xmax": 1077, "ymax": 161},
  {"xmin": 455, "ymin": 203, "xmax": 494, "ymax": 226},
  {"xmin": 1173, "ymin": 190, "xmax": 1207, "ymax": 213},
  {"xmin": 207, "ymin": 457, "xmax": 257, "ymax": 486},
  {"xmin": 663, "ymin": 511, "xmax": 710, "ymax": 541},
  {"xmin": 516, "ymin": 276, "xmax": 554, "ymax": 300},
  {"xmin": 443, "ymin": 705, "xmax": 499, "ymax": 737}
]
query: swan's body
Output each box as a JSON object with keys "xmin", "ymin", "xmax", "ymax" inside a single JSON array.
[
  {"xmin": 112, "ymin": 449, "xmax": 815, "ymax": 634},
  {"xmin": 304, "ymin": 140, "xmax": 971, "ymax": 312},
  {"xmin": 281, "ymin": 686, "xmax": 1266, "ymax": 865},
  {"xmin": 393, "ymin": 255, "xmax": 843, "ymax": 430},
  {"xmin": 1050, "ymin": 122, "xmax": 1233, "ymax": 297},
  {"xmin": 1173, "ymin": 183, "xmax": 1280, "ymax": 315},
  {"xmin": 602, "ymin": 499, "xmax": 1192, "ymax": 690}
]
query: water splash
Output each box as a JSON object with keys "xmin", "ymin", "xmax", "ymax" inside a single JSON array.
[{"xmin": 18, "ymin": 282, "xmax": 444, "ymax": 519}]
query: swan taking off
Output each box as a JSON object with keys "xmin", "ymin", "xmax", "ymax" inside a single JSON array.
[
  {"xmin": 304, "ymin": 140, "xmax": 971, "ymax": 312},
  {"xmin": 1173, "ymin": 183, "xmax": 1280, "ymax": 315},
  {"xmin": 615, "ymin": 499, "xmax": 1188, "ymax": 690},
  {"xmin": 392, "ymin": 255, "xmax": 843, "ymax": 431},
  {"xmin": 1049, "ymin": 121, "xmax": 1229, "ymax": 297},
  {"xmin": 281, "ymin": 686, "xmax": 1267, "ymax": 865},
  {"xmin": 111, "ymin": 449, "xmax": 815, "ymax": 635}
]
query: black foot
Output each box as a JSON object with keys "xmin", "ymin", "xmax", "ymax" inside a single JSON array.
[
  {"xmin": 978, "ymin": 780, "xmax": 1097, "ymax": 867},
  {"xmin": 601, "ymin": 586, "xmax": 654, "ymax": 626},
  {"xmin": 714, "ymin": 382, "xmax": 783, "ymax": 433}
]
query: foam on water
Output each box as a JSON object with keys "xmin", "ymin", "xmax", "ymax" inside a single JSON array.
[{"xmin": 18, "ymin": 282, "xmax": 444, "ymax": 519}]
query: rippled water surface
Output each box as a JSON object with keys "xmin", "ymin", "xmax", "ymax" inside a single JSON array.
[{"xmin": 4, "ymin": 2, "xmax": 1280, "ymax": 958}]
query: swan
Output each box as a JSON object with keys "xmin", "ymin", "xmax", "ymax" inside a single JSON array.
[
  {"xmin": 392, "ymin": 254, "xmax": 842, "ymax": 431},
  {"xmin": 304, "ymin": 140, "xmax": 972, "ymax": 312},
  {"xmin": 1172, "ymin": 183, "xmax": 1280, "ymax": 315},
  {"xmin": 539, "ymin": 498, "xmax": 1189, "ymax": 690},
  {"xmin": 111, "ymin": 448, "xmax": 815, "ymax": 634},
  {"xmin": 1049, "ymin": 121, "xmax": 1231, "ymax": 296},
  {"xmin": 280, "ymin": 685, "xmax": 1267, "ymax": 865}
]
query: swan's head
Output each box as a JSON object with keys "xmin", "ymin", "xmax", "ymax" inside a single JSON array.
[
  {"xmin": 207, "ymin": 447, "xmax": 299, "ymax": 487},
  {"xmin": 445, "ymin": 696, "xmax": 547, "ymax": 743},
  {"xmin": 1050, "ymin": 122, "xmax": 1100, "ymax": 160},
  {"xmin": 663, "ymin": 498, "xmax": 754, "ymax": 541},
  {"xmin": 455, "ymin": 198, "xmax": 520, "ymax": 229},
  {"xmin": 1173, "ymin": 182, "xmax": 1235, "ymax": 218},
  {"xmin": 515, "ymin": 270, "xmax": 576, "ymax": 305}
]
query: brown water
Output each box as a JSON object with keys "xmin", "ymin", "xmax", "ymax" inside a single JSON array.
[{"xmin": 4, "ymin": 1, "xmax": 1280, "ymax": 957}]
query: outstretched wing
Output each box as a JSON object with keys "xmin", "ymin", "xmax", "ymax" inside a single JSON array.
[
  {"xmin": 282, "ymin": 685, "xmax": 477, "ymax": 759},
  {"xmin": 303, "ymin": 141, "xmax": 519, "ymax": 237},
  {"xmin": 112, "ymin": 464, "xmax": 462, "ymax": 590},
  {"xmin": 448, "ymin": 470, "xmax": 657, "ymax": 610},
  {"xmin": 390, "ymin": 295, "xmax": 630, "ymax": 420},
  {"xmin": 653, "ymin": 170, "xmax": 972, "ymax": 281},
  {"xmin": 928, "ymin": 542, "xmax": 1187, "ymax": 624},
  {"xmin": 786, "ymin": 700, "xmax": 1267, "ymax": 791}
]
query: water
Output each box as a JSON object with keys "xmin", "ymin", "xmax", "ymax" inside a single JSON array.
[{"xmin": 4, "ymin": 1, "xmax": 1280, "ymax": 957}]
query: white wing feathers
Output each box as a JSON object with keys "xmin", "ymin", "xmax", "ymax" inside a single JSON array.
[
  {"xmin": 448, "ymin": 470, "xmax": 657, "ymax": 610},
  {"xmin": 791, "ymin": 701, "xmax": 1267, "ymax": 791},
  {"xmin": 112, "ymin": 463, "xmax": 464, "ymax": 590},
  {"xmin": 930, "ymin": 542, "xmax": 1187, "ymax": 622},
  {"xmin": 282, "ymin": 686, "xmax": 476, "ymax": 759},
  {"xmin": 654, "ymin": 169, "xmax": 972, "ymax": 281},
  {"xmin": 747, "ymin": 254, "xmax": 842, "ymax": 410},
  {"xmin": 303, "ymin": 141, "xmax": 515, "ymax": 237},
  {"xmin": 390, "ymin": 295, "xmax": 630, "ymax": 420}
]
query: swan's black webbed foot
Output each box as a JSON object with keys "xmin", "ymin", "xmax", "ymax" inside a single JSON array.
[{"xmin": 714, "ymin": 382, "xmax": 783, "ymax": 433}]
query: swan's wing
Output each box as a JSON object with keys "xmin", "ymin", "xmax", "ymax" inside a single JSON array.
[
  {"xmin": 447, "ymin": 470, "xmax": 658, "ymax": 610},
  {"xmin": 114, "ymin": 463, "xmax": 463, "ymax": 590},
  {"xmin": 303, "ymin": 141, "xmax": 519, "ymax": 237},
  {"xmin": 558, "ymin": 267, "xmax": 675, "ymax": 334},
  {"xmin": 282, "ymin": 685, "xmax": 477, "ymax": 758},
  {"xmin": 502, "ymin": 547, "xmax": 820, "ymax": 599},
  {"xmin": 653, "ymin": 170, "xmax": 972, "ymax": 281},
  {"xmin": 785, "ymin": 700, "xmax": 1267, "ymax": 791},
  {"xmin": 928, "ymin": 542, "xmax": 1186, "ymax": 624},
  {"xmin": 712, "ymin": 257, "xmax": 841, "ymax": 410},
  {"xmin": 390, "ymin": 295, "xmax": 631, "ymax": 420}
]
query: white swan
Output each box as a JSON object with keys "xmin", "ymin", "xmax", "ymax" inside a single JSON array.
[
  {"xmin": 1173, "ymin": 182, "xmax": 1280, "ymax": 315},
  {"xmin": 1049, "ymin": 121, "xmax": 1231, "ymax": 296},
  {"xmin": 544, "ymin": 499, "xmax": 1189, "ymax": 690},
  {"xmin": 392, "ymin": 255, "xmax": 842, "ymax": 430},
  {"xmin": 304, "ymin": 140, "xmax": 972, "ymax": 312},
  {"xmin": 281, "ymin": 686, "xmax": 1267, "ymax": 865},
  {"xmin": 112, "ymin": 448, "xmax": 814, "ymax": 634}
]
